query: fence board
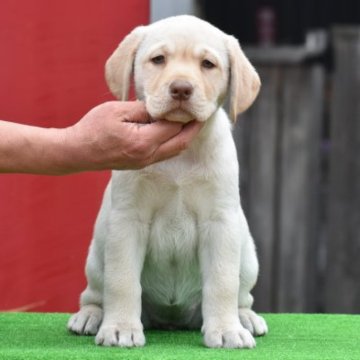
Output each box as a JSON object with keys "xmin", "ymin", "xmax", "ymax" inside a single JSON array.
[
  {"xmin": 326, "ymin": 28, "xmax": 360, "ymax": 313},
  {"xmin": 276, "ymin": 66, "xmax": 324, "ymax": 312},
  {"xmin": 234, "ymin": 64, "xmax": 324, "ymax": 313}
]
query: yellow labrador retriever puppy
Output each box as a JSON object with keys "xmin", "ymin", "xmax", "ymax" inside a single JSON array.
[{"xmin": 68, "ymin": 15, "xmax": 268, "ymax": 349}]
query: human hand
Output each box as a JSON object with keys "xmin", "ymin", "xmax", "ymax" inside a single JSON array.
[{"xmin": 64, "ymin": 101, "xmax": 204, "ymax": 172}]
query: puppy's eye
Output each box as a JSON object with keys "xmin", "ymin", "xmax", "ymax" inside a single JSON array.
[
  {"xmin": 201, "ymin": 59, "xmax": 216, "ymax": 69},
  {"xmin": 151, "ymin": 55, "xmax": 165, "ymax": 65}
]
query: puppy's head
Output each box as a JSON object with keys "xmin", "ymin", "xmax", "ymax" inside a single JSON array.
[{"xmin": 105, "ymin": 15, "xmax": 260, "ymax": 122}]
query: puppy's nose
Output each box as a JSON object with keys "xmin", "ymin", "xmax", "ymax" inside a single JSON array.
[{"xmin": 169, "ymin": 80, "xmax": 193, "ymax": 101}]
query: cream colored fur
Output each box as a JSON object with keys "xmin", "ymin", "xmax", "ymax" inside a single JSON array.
[{"xmin": 68, "ymin": 15, "xmax": 268, "ymax": 349}]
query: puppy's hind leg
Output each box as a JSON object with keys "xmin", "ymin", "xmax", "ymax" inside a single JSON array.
[
  {"xmin": 238, "ymin": 237, "xmax": 268, "ymax": 336},
  {"xmin": 68, "ymin": 242, "xmax": 104, "ymax": 336}
]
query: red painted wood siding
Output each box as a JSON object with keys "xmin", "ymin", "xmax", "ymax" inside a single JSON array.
[{"xmin": 0, "ymin": 0, "xmax": 149, "ymax": 312}]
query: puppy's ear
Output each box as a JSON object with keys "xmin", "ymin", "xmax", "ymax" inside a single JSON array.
[
  {"xmin": 226, "ymin": 35, "xmax": 261, "ymax": 121},
  {"xmin": 105, "ymin": 26, "xmax": 146, "ymax": 100}
]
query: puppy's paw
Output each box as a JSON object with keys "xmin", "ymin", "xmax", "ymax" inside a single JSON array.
[
  {"xmin": 202, "ymin": 322, "xmax": 256, "ymax": 349},
  {"xmin": 68, "ymin": 305, "xmax": 103, "ymax": 335},
  {"xmin": 95, "ymin": 323, "xmax": 145, "ymax": 347},
  {"xmin": 238, "ymin": 308, "xmax": 268, "ymax": 336}
]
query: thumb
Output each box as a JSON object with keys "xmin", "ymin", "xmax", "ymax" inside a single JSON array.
[{"xmin": 119, "ymin": 101, "xmax": 152, "ymax": 124}]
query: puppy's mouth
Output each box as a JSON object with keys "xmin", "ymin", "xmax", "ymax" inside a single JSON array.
[
  {"xmin": 162, "ymin": 107, "xmax": 195, "ymax": 123},
  {"xmin": 146, "ymin": 95, "xmax": 208, "ymax": 123},
  {"xmin": 150, "ymin": 97, "xmax": 201, "ymax": 123}
]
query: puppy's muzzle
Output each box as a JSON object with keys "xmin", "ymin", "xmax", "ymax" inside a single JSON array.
[{"xmin": 169, "ymin": 80, "xmax": 194, "ymax": 101}]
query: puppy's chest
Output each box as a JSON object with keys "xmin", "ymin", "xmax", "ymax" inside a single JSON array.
[
  {"xmin": 142, "ymin": 192, "xmax": 201, "ymax": 309},
  {"xmin": 138, "ymin": 167, "xmax": 209, "ymax": 272},
  {"xmin": 148, "ymin": 193, "xmax": 197, "ymax": 261},
  {"xmin": 139, "ymin": 157, "xmax": 216, "ymax": 224}
]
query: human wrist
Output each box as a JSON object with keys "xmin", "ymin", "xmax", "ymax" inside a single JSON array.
[
  {"xmin": 43, "ymin": 127, "xmax": 75, "ymax": 175},
  {"xmin": 49, "ymin": 126, "xmax": 90, "ymax": 175},
  {"xmin": 54, "ymin": 124, "xmax": 107, "ymax": 174}
]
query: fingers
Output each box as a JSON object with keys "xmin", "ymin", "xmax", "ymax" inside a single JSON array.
[
  {"xmin": 150, "ymin": 120, "xmax": 204, "ymax": 163},
  {"xmin": 116, "ymin": 101, "xmax": 152, "ymax": 124},
  {"xmin": 122, "ymin": 120, "xmax": 202, "ymax": 168},
  {"xmin": 108, "ymin": 100, "xmax": 204, "ymax": 168},
  {"xmin": 114, "ymin": 101, "xmax": 197, "ymax": 147},
  {"xmin": 137, "ymin": 119, "xmax": 184, "ymax": 145}
]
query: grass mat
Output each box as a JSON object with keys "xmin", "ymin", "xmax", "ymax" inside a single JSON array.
[{"xmin": 0, "ymin": 312, "xmax": 359, "ymax": 359}]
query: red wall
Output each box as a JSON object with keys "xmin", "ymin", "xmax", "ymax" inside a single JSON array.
[{"xmin": 0, "ymin": 1, "xmax": 149, "ymax": 312}]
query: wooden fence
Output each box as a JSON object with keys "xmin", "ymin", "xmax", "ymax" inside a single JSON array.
[
  {"xmin": 234, "ymin": 27, "xmax": 360, "ymax": 313},
  {"xmin": 326, "ymin": 27, "xmax": 360, "ymax": 313}
]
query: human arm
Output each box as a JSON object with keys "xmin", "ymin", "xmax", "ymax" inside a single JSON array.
[{"xmin": 0, "ymin": 101, "xmax": 203, "ymax": 175}]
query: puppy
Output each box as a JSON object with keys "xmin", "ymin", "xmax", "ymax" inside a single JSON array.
[{"xmin": 68, "ymin": 15, "xmax": 268, "ymax": 349}]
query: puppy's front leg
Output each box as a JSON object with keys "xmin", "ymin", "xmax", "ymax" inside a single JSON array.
[
  {"xmin": 95, "ymin": 212, "xmax": 147, "ymax": 347},
  {"xmin": 199, "ymin": 214, "xmax": 256, "ymax": 349}
]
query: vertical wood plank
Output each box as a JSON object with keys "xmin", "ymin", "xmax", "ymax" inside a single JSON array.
[
  {"xmin": 326, "ymin": 28, "xmax": 360, "ymax": 313},
  {"xmin": 276, "ymin": 66, "xmax": 324, "ymax": 312},
  {"xmin": 247, "ymin": 67, "xmax": 280, "ymax": 312},
  {"xmin": 234, "ymin": 62, "xmax": 324, "ymax": 312}
]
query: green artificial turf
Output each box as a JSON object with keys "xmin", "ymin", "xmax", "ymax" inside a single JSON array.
[{"xmin": 0, "ymin": 312, "xmax": 359, "ymax": 360}]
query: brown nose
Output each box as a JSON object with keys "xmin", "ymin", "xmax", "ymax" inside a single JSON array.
[{"xmin": 169, "ymin": 80, "xmax": 193, "ymax": 101}]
